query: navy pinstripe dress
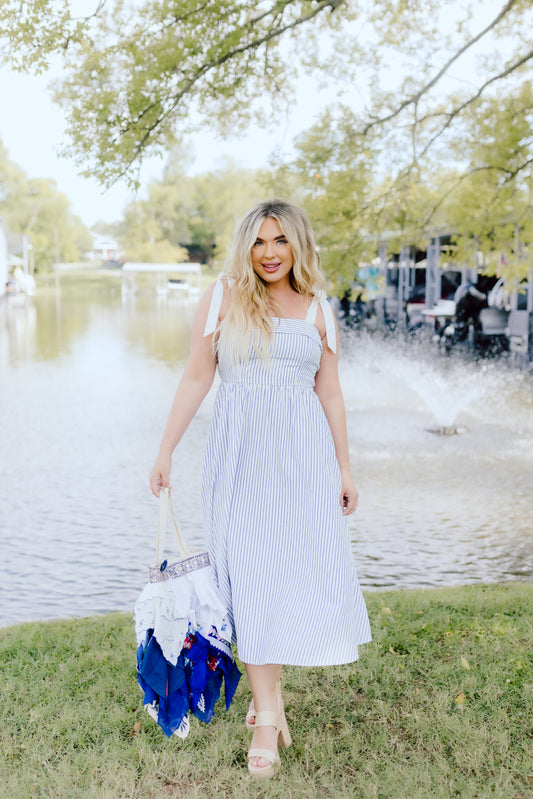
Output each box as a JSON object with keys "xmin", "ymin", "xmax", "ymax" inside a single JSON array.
[{"xmin": 201, "ymin": 279, "xmax": 371, "ymax": 666}]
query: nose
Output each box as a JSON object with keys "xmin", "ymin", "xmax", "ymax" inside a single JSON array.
[{"xmin": 264, "ymin": 240, "xmax": 275, "ymax": 259}]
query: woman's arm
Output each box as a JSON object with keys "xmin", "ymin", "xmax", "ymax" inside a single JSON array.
[
  {"xmin": 313, "ymin": 312, "xmax": 358, "ymax": 515},
  {"xmin": 149, "ymin": 283, "xmax": 219, "ymax": 497}
]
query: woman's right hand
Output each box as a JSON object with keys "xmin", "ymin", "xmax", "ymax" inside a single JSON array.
[{"xmin": 149, "ymin": 451, "xmax": 172, "ymax": 497}]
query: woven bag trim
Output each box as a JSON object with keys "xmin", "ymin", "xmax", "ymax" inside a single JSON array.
[{"xmin": 149, "ymin": 551, "xmax": 210, "ymax": 583}]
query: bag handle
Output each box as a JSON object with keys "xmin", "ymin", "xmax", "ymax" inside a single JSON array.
[{"xmin": 156, "ymin": 487, "xmax": 191, "ymax": 563}]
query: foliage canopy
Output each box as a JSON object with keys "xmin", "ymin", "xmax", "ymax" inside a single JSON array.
[{"xmin": 2, "ymin": 1, "xmax": 533, "ymax": 278}]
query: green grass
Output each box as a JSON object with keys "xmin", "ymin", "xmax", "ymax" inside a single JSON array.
[{"xmin": 1, "ymin": 583, "xmax": 531, "ymax": 799}]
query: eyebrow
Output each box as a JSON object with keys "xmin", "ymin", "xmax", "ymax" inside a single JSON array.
[{"xmin": 254, "ymin": 235, "xmax": 287, "ymax": 242}]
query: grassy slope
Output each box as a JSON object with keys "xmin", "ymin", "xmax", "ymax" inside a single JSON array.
[{"xmin": 1, "ymin": 583, "xmax": 531, "ymax": 799}]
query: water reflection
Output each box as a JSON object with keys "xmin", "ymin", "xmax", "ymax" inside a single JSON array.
[
  {"xmin": 0, "ymin": 272, "xmax": 195, "ymax": 367},
  {"xmin": 0, "ymin": 273, "xmax": 532, "ymax": 628},
  {"xmin": 120, "ymin": 291, "xmax": 195, "ymax": 365}
]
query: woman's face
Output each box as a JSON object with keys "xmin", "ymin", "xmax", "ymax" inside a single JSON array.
[{"xmin": 251, "ymin": 217, "xmax": 293, "ymax": 286}]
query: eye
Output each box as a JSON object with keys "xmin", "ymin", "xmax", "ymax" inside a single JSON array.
[{"xmin": 253, "ymin": 240, "xmax": 263, "ymax": 247}]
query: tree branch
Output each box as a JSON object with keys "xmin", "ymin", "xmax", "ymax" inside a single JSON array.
[
  {"xmin": 416, "ymin": 46, "xmax": 533, "ymax": 162},
  {"xmin": 362, "ymin": 0, "xmax": 522, "ymax": 135},
  {"xmin": 70, "ymin": 0, "xmax": 107, "ymax": 23},
  {"xmin": 418, "ymin": 158, "xmax": 533, "ymax": 232},
  {"xmin": 112, "ymin": 0, "xmax": 347, "ymax": 180}
]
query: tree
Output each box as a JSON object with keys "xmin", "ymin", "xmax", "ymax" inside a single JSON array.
[
  {"xmin": 437, "ymin": 84, "xmax": 533, "ymax": 281},
  {"xmin": 117, "ymin": 154, "xmax": 266, "ymax": 264},
  {"xmin": 278, "ymin": 89, "xmax": 533, "ymax": 284},
  {"xmin": 265, "ymin": 10, "xmax": 533, "ymax": 280},
  {"xmin": 0, "ymin": 140, "xmax": 92, "ymax": 268},
  {"xmin": 261, "ymin": 108, "xmax": 377, "ymax": 285},
  {"xmin": 264, "ymin": 106, "xmax": 450, "ymax": 284}
]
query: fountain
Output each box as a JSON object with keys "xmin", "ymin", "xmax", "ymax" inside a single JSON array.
[
  {"xmin": 428, "ymin": 424, "xmax": 466, "ymax": 436},
  {"xmin": 386, "ymin": 353, "xmax": 482, "ymax": 435},
  {"xmin": 341, "ymin": 331, "xmax": 484, "ymax": 433}
]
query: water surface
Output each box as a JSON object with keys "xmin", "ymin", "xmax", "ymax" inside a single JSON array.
[{"xmin": 1, "ymin": 272, "xmax": 532, "ymax": 627}]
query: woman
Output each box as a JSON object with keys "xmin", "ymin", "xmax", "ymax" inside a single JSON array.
[{"xmin": 150, "ymin": 199, "xmax": 371, "ymax": 778}]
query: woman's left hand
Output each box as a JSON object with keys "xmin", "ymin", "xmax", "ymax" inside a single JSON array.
[{"xmin": 340, "ymin": 470, "xmax": 359, "ymax": 515}]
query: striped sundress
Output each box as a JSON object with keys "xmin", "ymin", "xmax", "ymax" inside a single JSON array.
[{"xmin": 201, "ymin": 280, "xmax": 371, "ymax": 666}]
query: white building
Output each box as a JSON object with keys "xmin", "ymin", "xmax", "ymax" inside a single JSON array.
[{"xmin": 89, "ymin": 232, "xmax": 122, "ymax": 262}]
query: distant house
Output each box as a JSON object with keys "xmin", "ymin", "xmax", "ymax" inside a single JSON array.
[{"xmin": 88, "ymin": 232, "xmax": 122, "ymax": 263}]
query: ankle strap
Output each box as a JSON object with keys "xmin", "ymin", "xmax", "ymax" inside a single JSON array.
[{"xmin": 254, "ymin": 711, "xmax": 278, "ymax": 728}]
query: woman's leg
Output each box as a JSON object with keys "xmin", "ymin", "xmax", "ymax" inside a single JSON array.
[{"xmin": 246, "ymin": 663, "xmax": 283, "ymax": 766}]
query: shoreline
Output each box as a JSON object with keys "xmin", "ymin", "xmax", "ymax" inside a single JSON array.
[{"xmin": 1, "ymin": 578, "xmax": 531, "ymax": 633}]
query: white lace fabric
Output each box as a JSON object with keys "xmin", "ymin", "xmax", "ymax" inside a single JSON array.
[{"xmin": 134, "ymin": 558, "xmax": 234, "ymax": 666}]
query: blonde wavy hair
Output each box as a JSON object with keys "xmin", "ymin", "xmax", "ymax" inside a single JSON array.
[{"xmin": 219, "ymin": 199, "xmax": 326, "ymax": 360}]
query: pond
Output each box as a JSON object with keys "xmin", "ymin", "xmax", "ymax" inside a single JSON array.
[{"xmin": 1, "ymin": 270, "xmax": 532, "ymax": 628}]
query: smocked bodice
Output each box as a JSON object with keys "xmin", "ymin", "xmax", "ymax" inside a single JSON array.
[{"xmin": 217, "ymin": 318, "xmax": 322, "ymax": 388}]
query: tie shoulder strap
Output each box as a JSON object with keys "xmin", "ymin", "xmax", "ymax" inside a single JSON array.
[
  {"xmin": 203, "ymin": 275, "xmax": 225, "ymax": 337},
  {"xmin": 305, "ymin": 291, "xmax": 337, "ymax": 354},
  {"xmin": 305, "ymin": 294, "xmax": 320, "ymax": 324}
]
